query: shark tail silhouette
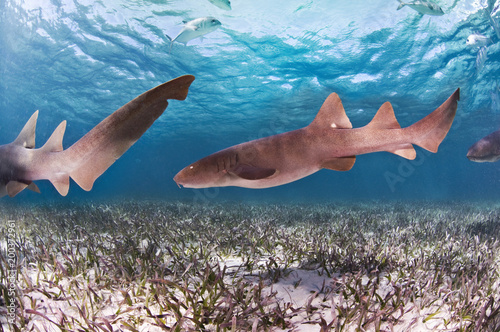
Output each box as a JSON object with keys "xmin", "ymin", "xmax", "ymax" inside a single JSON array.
[
  {"xmin": 365, "ymin": 88, "xmax": 459, "ymax": 160},
  {"xmin": 405, "ymin": 88, "xmax": 460, "ymax": 154},
  {"xmin": 48, "ymin": 75, "xmax": 195, "ymax": 196},
  {"xmin": 309, "ymin": 88, "xmax": 459, "ymax": 165}
]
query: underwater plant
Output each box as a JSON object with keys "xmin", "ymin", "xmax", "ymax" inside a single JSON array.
[{"xmin": 0, "ymin": 201, "xmax": 499, "ymax": 331}]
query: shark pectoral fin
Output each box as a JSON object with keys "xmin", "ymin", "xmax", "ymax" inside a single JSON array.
[
  {"xmin": 5, "ymin": 181, "xmax": 41, "ymax": 197},
  {"xmin": 230, "ymin": 164, "xmax": 277, "ymax": 180},
  {"xmin": 13, "ymin": 111, "xmax": 39, "ymax": 148},
  {"xmin": 27, "ymin": 182, "xmax": 41, "ymax": 193},
  {"xmin": 365, "ymin": 102, "xmax": 401, "ymax": 130},
  {"xmin": 309, "ymin": 93, "xmax": 352, "ymax": 130},
  {"xmin": 388, "ymin": 144, "xmax": 416, "ymax": 160},
  {"xmin": 50, "ymin": 175, "xmax": 70, "ymax": 196},
  {"xmin": 321, "ymin": 156, "xmax": 356, "ymax": 171},
  {"xmin": 6, "ymin": 181, "xmax": 29, "ymax": 197}
]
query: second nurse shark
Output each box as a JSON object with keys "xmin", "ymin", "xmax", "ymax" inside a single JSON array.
[{"xmin": 0, "ymin": 76, "xmax": 194, "ymax": 197}]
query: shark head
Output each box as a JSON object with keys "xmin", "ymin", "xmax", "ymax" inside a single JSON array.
[
  {"xmin": 174, "ymin": 153, "xmax": 228, "ymax": 188},
  {"xmin": 174, "ymin": 147, "xmax": 277, "ymax": 189},
  {"xmin": 467, "ymin": 130, "xmax": 500, "ymax": 162}
]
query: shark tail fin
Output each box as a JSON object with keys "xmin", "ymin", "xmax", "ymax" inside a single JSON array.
[
  {"xmin": 65, "ymin": 75, "xmax": 195, "ymax": 192},
  {"xmin": 13, "ymin": 111, "xmax": 38, "ymax": 148},
  {"xmin": 406, "ymin": 88, "xmax": 460, "ymax": 153},
  {"xmin": 397, "ymin": 1, "xmax": 405, "ymax": 10}
]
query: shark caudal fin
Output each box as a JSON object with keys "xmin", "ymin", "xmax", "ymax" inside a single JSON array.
[
  {"xmin": 64, "ymin": 75, "xmax": 195, "ymax": 192},
  {"xmin": 406, "ymin": 88, "xmax": 460, "ymax": 153}
]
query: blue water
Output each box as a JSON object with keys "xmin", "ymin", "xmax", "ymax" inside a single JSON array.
[{"xmin": 1, "ymin": 0, "xmax": 500, "ymax": 204}]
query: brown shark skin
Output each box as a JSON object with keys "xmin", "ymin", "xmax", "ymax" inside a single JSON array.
[
  {"xmin": 467, "ymin": 130, "xmax": 500, "ymax": 162},
  {"xmin": 174, "ymin": 88, "xmax": 459, "ymax": 189},
  {"xmin": 0, "ymin": 75, "xmax": 195, "ymax": 197}
]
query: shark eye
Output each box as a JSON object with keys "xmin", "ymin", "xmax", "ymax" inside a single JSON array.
[{"xmin": 189, "ymin": 165, "xmax": 194, "ymax": 170}]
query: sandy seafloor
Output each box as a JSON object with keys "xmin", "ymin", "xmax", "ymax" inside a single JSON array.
[{"xmin": 0, "ymin": 200, "xmax": 499, "ymax": 331}]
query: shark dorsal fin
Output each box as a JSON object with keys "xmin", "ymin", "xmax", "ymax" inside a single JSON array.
[
  {"xmin": 33, "ymin": 120, "xmax": 68, "ymax": 195},
  {"xmin": 364, "ymin": 102, "xmax": 416, "ymax": 159},
  {"xmin": 309, "ymin": 93, "xmax": 352, "ymax": 130},
  {"xmin": 41, "ymin": 121, "xmax": 66, "ymax": 152},
  {"xmin": 365, "ymin": 102, "xmax": 401, "ymax": 130},
  {"xmin": 13, "ymin": 111, "xmax": 39, "ymax": 148}
]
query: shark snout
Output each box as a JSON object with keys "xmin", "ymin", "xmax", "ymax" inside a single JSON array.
[
  {"xmin": 173, "ymin": 174, "xmax": 183, "ymax": 188},
  {"xmin": 466, "ymin": 150, "xmax": 474, "ymax": 160}
]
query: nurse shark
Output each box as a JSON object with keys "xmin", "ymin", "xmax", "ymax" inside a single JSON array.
[
  {"xmin": 0, "ymin": 75, "xmax": 195, "ymax": 198},
  {"xmin": 174, "ymin": 89, "xmax": 460, "ymax": 189},
  {"xmin": 467, "ymin": 129, "xmax": 500, "ymax": 162}
]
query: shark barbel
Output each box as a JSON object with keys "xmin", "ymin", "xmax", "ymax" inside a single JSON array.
[
  {"xmin": 174, "ymin": 88, "xmax": 460, "ymax": 189},
  {"xmin": 0, "ymin": 75, "xmax": 195, "ymax": 197}
]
